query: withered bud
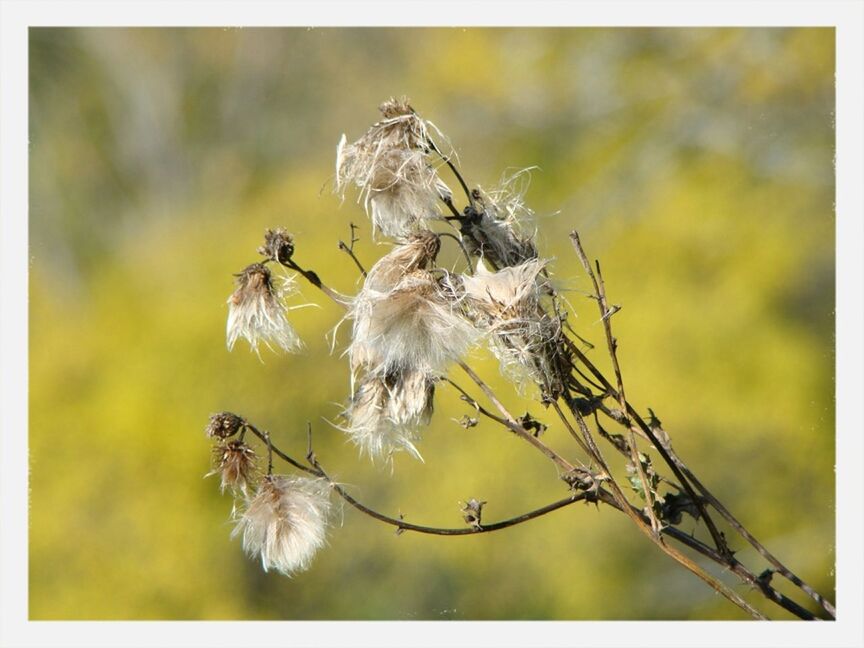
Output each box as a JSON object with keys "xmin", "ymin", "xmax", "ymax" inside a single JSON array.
[
  {"xmin": 517, "ymin": 412, "xmax": 547, "ymax": 437},
  {"xmin": 210, "ymin": 439, "xmax": 258, "ymax": 494},
  {"xmin": 456, "ymin": 415, "xmax": 478, "ymax": 429},
  {"xmin": 461, "ymin": 498, "xmax": 487, "ymax": 530},
  {"xmin": 258, "ymin": 228, "xmax": 295, "ymax": 265},
  {"xmin": 206, "ymin": 411, "xmax": 244, "ymax": 439},
  {"xmin": 562, "ymin": 467, "xmax": 603, "ymax": 493}
]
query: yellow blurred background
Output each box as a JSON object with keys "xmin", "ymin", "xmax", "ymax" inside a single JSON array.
[{"xmin": 28, "ymin": 27, "xmax": 835, "ymax": 620}]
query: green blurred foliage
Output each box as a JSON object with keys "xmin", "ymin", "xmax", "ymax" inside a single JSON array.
[{"xmin": 28, "ymin": 27, "xmax": 834, "ymax": 620}]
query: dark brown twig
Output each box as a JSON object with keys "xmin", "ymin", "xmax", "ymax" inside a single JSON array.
[{"xmin": 337, "ymin": 222, "xmax": 367, "ymax": 278}]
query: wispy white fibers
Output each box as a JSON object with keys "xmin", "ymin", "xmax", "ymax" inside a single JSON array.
[
  {"xmin": 232, "ymin": 475, "xmax": 332, "ymax": 576},
  {"xmin": 226, "ymin": 263, "xmax": 303, "ymax": 355},
  {"xmin": 349, "ymin": 269, "xmax": 476, "ymax": 376},
  {"xmin": 339, "ymin": 230, "xmax": 473, "ymax": 462},
  {"xmin": 460, "ymin": 258, "xmax": 561, "ymax": 388},
  {"xmin": 342, "ymin": 371, "xmax": 434, "ymax": 461},
  {"xmin": 462, "ymin": 257, "xmax": 547, "ymax": 314},
  {"xmin": 335, "ymin": 97, "xmax": 451, "ymax": 238},
  {"xmin": 364, "ymin": 229, "xmax": 442, "ymax": 292},
  {"xmin": 347, "ymin": 230, "xmax": 474, "ymax": 376},
  {"xmin": 466, "ymin": 169, "xmax": 538, "ymax": 268}
]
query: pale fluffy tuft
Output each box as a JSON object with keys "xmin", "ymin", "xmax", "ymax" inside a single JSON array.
[{"xmin": 232, "ymin": 475, "xmax": 331, "ymax": 576}]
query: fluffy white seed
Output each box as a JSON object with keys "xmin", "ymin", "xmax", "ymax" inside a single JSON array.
[
  {"xmin": 232, "ymin": 475, "xmax": 331, "ymax": 576},
  {"xmin": 335, "ymin": 98, "xmax": 451, "ymax": 238},
  {"xmin": 226, "ymin": 264, "xmax": 303, "ymax": 355},
  {"xmin": 343, "ymin": 371, "xmax": 434, "ymax": 461},
  {"xmin": 349, "ymin": 270, "xmax": 476, "ymax": 376}
]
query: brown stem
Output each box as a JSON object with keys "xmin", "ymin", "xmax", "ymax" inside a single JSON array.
[
  {"xmin": 555, "ymin": 398, "xmax": 767, "ymax": 620},
  {"xmin": 570, "ymin": 232, "xmax": 661, "ymax": 535},
  {"xmin": 282, "ymin": 258, "xmax": 350, "ymax": 308},
  {"xmin": 337, "ymin": 228, "xmax": 367, "ymax": 278},
  {"xmin": 457, "ymin": 361, "xmax": 575, "ymax": 474},
  {"xmin": 246, "ymin": 420, "xmax": 590, "ymax": 536},
  {"xmin": 559, "ymin": 269, "xmax": 729, "ymax": 556}
]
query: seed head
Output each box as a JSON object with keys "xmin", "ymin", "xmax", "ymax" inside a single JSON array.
[
  {"xmin": 226, "ymin": 263, "xmax": 303, "ymax": 355},
  {"xmin": 335, "ymin": 97, "xmax": 451, "ymax": 238},
  {"xmin": 205, "ymin": 411, "xmax": 244, "ymax": 439},
  {"xmin": 349, "ymin": 269, "xmax": 475, "ymax": 376},
  {"xmin": 364, "ymin": 230, "xmax": 441, "ymax": 292},
  {"xmin": 209, "ymin": 439, "xmax": 258, "ymax": 495},
  {"xmin": 460, "ymin": 259, "xmax": 566, "ymax": 390},
  {"xmin": 342, "ymin": 370, "xmax": 435, "ymax": 461},
  {"xmin": 232, "ymin": 475, "xmax": 332, "ymax": 576},
  {"xmin": 462, "ymin": 170, "xmax": 538, "ymax": 268}
]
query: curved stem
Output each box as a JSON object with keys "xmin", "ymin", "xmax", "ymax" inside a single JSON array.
[
  {"xmin": 457, "ymin": 361, "xmax": 575, "ymax": 474},
  {"xmin": 437, "ymin": 231, "xmax": 474, "ymax": 274},
  {"xmin": 321, "ymin": 460, "xmax": 590, "ymax": 535},
  {"xmin": 245, "ymin": 418, "xmax": 591, "ymax": 536},
  {"xmin": 283, "ymin": 258, "xmax": 349, "ymax": 306},
  {"xmin": 427, "ymin": 137, "xmax": 473, "ymax": 208}
]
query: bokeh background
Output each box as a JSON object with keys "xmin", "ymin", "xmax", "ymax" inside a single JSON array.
[{"xmin": 29, "ymin": 27, "xmax": 835, "ymax": 620}]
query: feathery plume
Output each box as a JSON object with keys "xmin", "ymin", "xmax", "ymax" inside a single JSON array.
[
  {"xmin": 226, "ymin": 263, "xmax": 303, "ymax": 355},
  {"xmin": 335, "ymin": 97, "xmax": 451, "ymax": 238},
  {"xmin": 460, "ymin": 258, "xmax": 568, "ymax": 392},
  {"xmin": 342, "ymin": 370, "xmax": 434, "ymax": 461},
  {"xmin": 349, "ymin": 269, "xmax": 475, "ymax": 376},
  {"xmin": 232, "ymin": 475, "xmax": 332, "ymax": 576},
  {"xmin": 463, "ymin": 169, "xmax": 538, "ymax": 268},
  {"xmin": 209, "ymin": 439, "xmax": 258, "ymax": 495}
]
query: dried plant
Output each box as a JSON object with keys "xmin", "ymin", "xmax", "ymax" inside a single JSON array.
[{"xmin": 203, "ymin": 98, "xmax": 835, "ymax": 620}]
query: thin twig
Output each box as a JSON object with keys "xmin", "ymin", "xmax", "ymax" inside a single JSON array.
[
  {"xmin": 426, "ymin": 136, "xmax": 473, "ymax": 208},
  {"xmin": 457, "ymin": 361, "xmax": 575, "ymax": 474},
  {"xmin": 659, "ymin": 441, "xmax": 837, "ymax": 619},
  {"xmin": 557, "ymin": 398, "xmax": 767, "ymax": 620},
  {"xmin": 563, "ymin": 236, "xmax": 730, "ymax": 556},
  {"xmin": 445, "ymin": 377, "xmax": 592, "ymax": 462},
  {"xmin": 282, "ymin": 258, "xmax": 349, "ymax": 307},
  {"xmin": 337, "ymin": 222, "xmax": 367, "ymax": 278},
  {"xmin": 570, "ymin": 231, "xmax": 661, "ymax": 535},
  {"xmin": 437, "ymin": 231, "xmax": 475, "ymax": 274}
]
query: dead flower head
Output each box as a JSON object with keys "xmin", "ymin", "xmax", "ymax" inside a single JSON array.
[
  {"xmin": 257, "ymin": 228, "xmax": 295, "ymax": 265},
  {"xmin": 335, "ymin": 97, "xmax": 452, "ymax": 238},
  {"xmin": 226, "ymin": 263, "xmax": 303, "ymax": 355},
  {"xmin": 460, "ymin": 258, "xmax": 561, "ymax": 388},
  {"xmin": 342, "ymin": 370, "xmax": 435, "ymax": 461},
  {"xmin": 364, "ymin": 230, "xmax": 441, "ymax": 292},
  {"xmin": 463, "ymin": 169, "xmax": 538, "ymax": 268},
  {"xmin": 232, "ymin": 475, "xmax": 332, "ymax": 576},
  {"xmin": 349, "ymin": 268, "xmax": 475, "ymax": 376},
  {"xmin": 209, "ymin": 439, "xmax": 258, "ymax": 495},
  {"xmin": 205, "ymin": 411, "xmax": 244, "ymax": 440}
]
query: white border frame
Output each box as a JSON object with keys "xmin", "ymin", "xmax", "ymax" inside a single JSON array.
[{"xmin": 2, "ymin": 2, "xmax": 862, "ymax": 647}]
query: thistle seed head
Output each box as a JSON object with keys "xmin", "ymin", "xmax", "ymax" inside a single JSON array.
[
  {"xmin": 232, "ymin": 475, "xmax": 332, "ymax": 576},
  {"xmin": 335, "ymin": 97, "xmax": 451, "ymax": 238},
  {"xmin": 342, "ymin": 370, "xmax": 435, "ymax": 462},
  {"xmin": 205, "ymin": 411, "xmax": 244, "ymax": 439},
  {"xmin": 463, "ymin": 170, "xmax": 538, "ymax": 268},
  {"xmin": 226, "ymin": 263, "xmax": 303, "ymax": 355},
  {"xmin": 209, "ymin": 439, "xmax": 258, "ymax": 495},
  {"xmin": 349, "ymin": 269, "xmax": 475, "ymax": 376},
  {"xmin": 364, "ymin": 230, "xmax": 441, "ymax": 292}
]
